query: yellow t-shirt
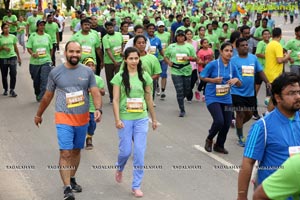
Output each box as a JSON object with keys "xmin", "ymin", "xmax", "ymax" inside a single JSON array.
[{"xmin": 264, "ymin": 40, "xmax": 283, "ymax": 83}]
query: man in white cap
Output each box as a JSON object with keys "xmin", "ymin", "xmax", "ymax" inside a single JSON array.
[{"xmin": 155, "ymin": 21, "xmax": 171, "ymax": 100}]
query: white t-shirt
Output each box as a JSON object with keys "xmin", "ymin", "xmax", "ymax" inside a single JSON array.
[
  {"xmin": 123, "ymin": 37, "xmax": 151, "ymax": 53},
  {"xmin": 54, "ymin": 15, "xmax": 65, "ymax": 32}
]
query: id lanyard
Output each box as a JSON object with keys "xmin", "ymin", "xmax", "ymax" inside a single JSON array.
[{"xmin": 217, "ymin": 59, "xmax": 232, "ymax": 81}]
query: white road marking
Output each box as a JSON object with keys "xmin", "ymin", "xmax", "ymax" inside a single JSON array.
[{"xmin": 193, "ymin": 145, "xmax": 240, "ymax": 173}]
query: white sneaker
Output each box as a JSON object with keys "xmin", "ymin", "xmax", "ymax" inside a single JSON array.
[{"xmin": 156, "ymin": 86, "xmax": 160, "ymax": 96}]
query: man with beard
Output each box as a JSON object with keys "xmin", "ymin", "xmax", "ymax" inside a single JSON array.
[
  {"xmin": 26, "ymin": 9, "xmax": 42, "ymax": 38},
  {"xmin": 170, "ymin": 13, "xmax": 183, "ymax": 42},
  {"xmin": 241, "ymin": 25, "xmax": 256, "ymax": 54},
  {"xmin": 102, "ymin": 21, "xmax": 123, "ymax": 103},
  {"xmin": 231, "ymin": 38, "xmax": 270, "ymax": 147},
  {"xmin": 34, "ymin": 41, "xmax": 102, "ymax": 200},
  {"xmin": 237, "ymin": 72, "xmax": 300, "ymax": 200},
  {"xmin": 175, "ymin": 17, "xmax": 193, "ymax": 35},
  {"xmin": 70, "ymin": 18, "xmax": 102, "ymax": 67}
]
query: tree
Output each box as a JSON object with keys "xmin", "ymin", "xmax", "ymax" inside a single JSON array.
[
  {"xmin": 4, "ymin": 0, "xmax": 10, "ymax": 10},
  {"xmin": 65, "ymin": 0, "xmax": 73, "ymax": 11}
]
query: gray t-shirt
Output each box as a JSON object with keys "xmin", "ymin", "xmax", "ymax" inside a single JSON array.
[{"xmin": 47, "ymin": 63, "xmax": 96, "ymax": 115}]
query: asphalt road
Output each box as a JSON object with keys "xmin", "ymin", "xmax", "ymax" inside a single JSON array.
[{"xmin": 0, "ymin": 14, "xmax": 299, "ymax": 200}]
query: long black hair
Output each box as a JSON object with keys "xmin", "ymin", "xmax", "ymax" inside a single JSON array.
[
  {"xmin": 1, "ymin": 23, "xmax": 8, "ymax": 35},
  {"xmin": 133, "ymin": 35, "xmax": 147, "ymax": 46},
  {"xmin": 122, "ymin": 47, "xmax": 146, "ymax": 97}
]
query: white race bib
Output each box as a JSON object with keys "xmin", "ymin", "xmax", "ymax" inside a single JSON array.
[
  {"xmin": 66, "ymin": 90, "xmax": 85, "ymax": 108},
  {"xmin": 122, "ymin": 35, "xmax": 129, "ymax": 43},
  {"xmin": 289, "ymin": 146, "xmax": 300, "ymax": 157},
  {"xmin": 162, "ymin": 43, "xmax": 167, "ymax": 50},
  {"xmin": 149, "ymin": 46, "xmax": 157, "ymax": 54},
  {"xmin": 82, "ymin": 45, "xmax": 92, "ymax": 55},
  {"xmin": 176, "ymin": 53, "xmax": 187, "ymax": 63},
  {"xmin": 37, "ymin": 48, "xmax": 46, "ymax": 57},
  {"xmin": 113, "ymin": 46, "xmax": 122, "ymax": 55},
  {"xmin": 126, "ymin": 98, "xmax": 143, "ymax": 112},
  {"xmin": 128, "ymin": 26, "xmax": 134, "ymax": 32},
  {"xmin": 216, "ymin": 84, "xmax": 230, "ymax": 96},
  {"xmin": 242, "ymin": 65, "xmax": 254, "ymax": 76}
]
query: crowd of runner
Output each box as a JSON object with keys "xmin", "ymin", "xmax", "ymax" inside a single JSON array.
[{"xmin": 1, "ymin": 0, "xmax": 300, "ymax": 199}]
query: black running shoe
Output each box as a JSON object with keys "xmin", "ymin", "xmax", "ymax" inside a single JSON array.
[
  {"xmin": 85, "ymin": 137, "xmax": 93, "ymax": 150},
  {"xmin": 178, "ymin": 111, "xmax": 186, "ymax": 117},
  {"xmin": 3, "ymin": 90, "xmax": 7, "ymax": 96},
  {"xmin": 70, "ymin": 177, "xmax": 82, "ymax": 193},
  {"xmin": 9, "ymin": 90, "xmax": 17, "ymax": 97},
  {"xmin": 36, "ymin": 95, "xmax": 41, "ymax": 102},
  {"xmin": 64, "ymin": 186, "xmax": 75, "ymax": 200}
]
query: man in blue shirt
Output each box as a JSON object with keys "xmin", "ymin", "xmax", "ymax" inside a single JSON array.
[
  {"xmin": 171, "ymin": 13, "xmax": 183, "ymax": 42},
  {"xmin": 237, "ymin": 72, "xmax": 300, "ymax": 200},
  {"xmin": 145, "ymin": 23, "xmax": 164, "ymax": 99},
  {"xmin": 90, "ymin": 3, "xmax": 98, "ymax": 14},
  {"xmin": 231, "ymin": 38, "xmax": 270, "ymax": 147},
  {"xmin": 145, "ymin": 23, "xmax": 164, "ymax": 58}
]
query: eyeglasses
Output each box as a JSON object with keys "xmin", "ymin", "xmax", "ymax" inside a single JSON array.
[{"xmin": 282, "ymin": 90, "xmax": 300, "ymax": 96}]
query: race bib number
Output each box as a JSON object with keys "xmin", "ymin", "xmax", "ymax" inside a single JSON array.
[
  {"xmin": 162, "ymin": 43, "xmax": 167, "ymax": 50},
  {"xmin": 167, "ymin": 27, "xmax": 171, "ymax": 32},
  {"xmin": 122, "ymin": 35, "xmax": 129, "ymax": 43},
  {"xmin": 126, "ymin": 98, "xmax": 143, "ymax": 112},
  {"xmin": 66, "ymin": 90, "xmax": 85, "ymax": 108},
  {"xmin": 289, "ymin": 146, "xmax": 300, "ymax": 157},
  {"xmin": 128, "ymin": 26, "xmax": 134, "ymax": 32},
  {"xmin": 113, "ymin": 46, "xmax": 122, "ymax": 55},
  {"xmin": 242, "ymin": 65, "xmax": 254, "ymax": 76},
  {"xmin": 82, "ymin": 45, "xmax": 92, "ymax": 55},
  {"xmin": 37, "ymin": 48, "xmax": 47, "ymax": 57},
  {"xmin": 176, "ymin": 53, "xmax": 187, "ymax": 63},
  {"xmin": 216, "ymin": 84, "xmax": 230, "ymax": 96},
  {"xmin": 149, "ymin": 46, "xmax": 157, "ymax": 54},
  {"xmin": 197, "ymin": 40, "xmax": 201, "ymax": 47},
  {"xmin": 230, "ymin": 28, "xmax": 235, "ymax": 32}
]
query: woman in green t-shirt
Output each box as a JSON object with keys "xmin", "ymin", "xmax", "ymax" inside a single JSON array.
[
  {"xmin": 133, "ymin": 35, "xmax": 162, "ymax": 99},
  {"xmin": 111, "ymin": 47, "xmax": 158, "ymax": 198},
  {"xmin": 164, "ymin": 30, "xmax": 197, "ymax": 117},
  {"xmin": 26, "ymin": 20, "xmax": 53, "ymax": 102},
  {"xmin": 17, "ymin": 16, "xmax": 27, "ymax": 53},
  {"xmin": 0, "ymin": 23, "xmax": 21, "ymax": 97}
]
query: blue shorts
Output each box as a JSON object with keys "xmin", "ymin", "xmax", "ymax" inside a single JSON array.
[
  {"xmin": 56, "ymin": 124, "xmax": 88, "ymax": 150},
  {"xmin": 160, "ymin": 60, "xmax": 168, "ymax": 78}
]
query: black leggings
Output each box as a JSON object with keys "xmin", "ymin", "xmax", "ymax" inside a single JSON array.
[{"xmin": 0, "ymin": 57, "xmax": 17, "ymax": 91}]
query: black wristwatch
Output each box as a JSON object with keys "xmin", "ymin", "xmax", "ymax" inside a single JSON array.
[{"xmin": 96, "ymin": 109, "xmax": 103, "ymax": 114}]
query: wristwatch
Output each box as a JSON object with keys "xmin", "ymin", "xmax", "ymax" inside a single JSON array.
[{"xmin": 96, "ymin": 109, "xmax": 103, "ymax": 114}]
